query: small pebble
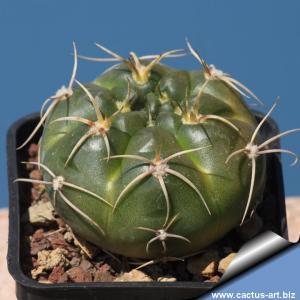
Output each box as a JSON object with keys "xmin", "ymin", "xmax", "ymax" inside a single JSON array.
[
  {"xmin": 47, "ymin": 232, "xmax": 77, "ymax": 253},
  {"xmin": 69, "ymin": 257, "xmax": 81, "ymax": 267},
  {"xmin": 28, "ymin": 143, "xmax": 39, "ymax": 157},
  {"xmin": 218, "ymin": 253, "xmax": 236, "ymax": 274},
  {"xmin": 157, "ymin": 275, "xmax": 177, "ymax": 282},
  {"xmin": 30, "ymin": 239, "xmax": 51, "ymax": 256},
  {"xmin": 187, "ymin": 250, "xmax": 219, "ymax": 277},
  {"xmin": 80, "ymin": 259, "xmax": 93, "ymax": 271},
  {"xmin": 29, "ymin": 169, "xmax": 42, "ymax": 180},
  {"xmin": 31, "ymin": 248, "xmax": 69, "ymax": 279},
  {"xmin": 67, "ymin": 267, "xmax": 92, "ymax": 282},
  {"xmin": 93, "ymin": 264, "xmax": 115, "ymax": 282},
  {"xmin": 64, "ymin": 231, "xmax": 74, "ymax": 243},
  {"xmin": 114, "ymin": 270, "xmax": 153, "ymax": 282},
  {"xmin": 48, "ymin": 266, "xmax": 68, "ymax": 283},
  {"xmin": 28, "ymin": 201, "xmax": 55, "ymax": 225},
  {"xmin": 38, "ymin": 279, "xmax": 52, "ymax": 284}
]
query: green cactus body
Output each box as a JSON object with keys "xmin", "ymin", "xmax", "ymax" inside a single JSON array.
[{"xmin": 40, "ymin": 59, "xmax": 266, "ymax": 259}]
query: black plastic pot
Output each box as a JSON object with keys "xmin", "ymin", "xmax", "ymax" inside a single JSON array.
[{"xmin": 7, "ymin": 113, "xmax": 288, "ymax": 300}]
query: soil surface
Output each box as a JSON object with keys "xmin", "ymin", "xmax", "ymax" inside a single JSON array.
[{"xmin": 18, "ymin": 143, "xmax": 268, "ymax": 284}]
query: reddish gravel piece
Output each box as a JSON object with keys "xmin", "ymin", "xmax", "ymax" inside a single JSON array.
[
  {"xmin": 48, "ymin": 266, "xmax": 68, "ymax": 283},
  {"xmin": 28, "ymin": 143, "xmax": 39, "ymax": 157},
  {"xmin": 67, "ymin": 267, "xmax": 93, "ymax": 283}
]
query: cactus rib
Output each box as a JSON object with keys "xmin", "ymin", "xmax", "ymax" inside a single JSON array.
[
  {"xmin": 51, "ymin": 80, "xmax": 116, "ymax": 165},
  {"xmin": 109, "ymin": 145, "xmax": 212, "ymax": 222}
]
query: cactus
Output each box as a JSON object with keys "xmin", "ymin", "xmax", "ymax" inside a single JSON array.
[{"xmin": 16, "ymin": 41, "xmax": 300, "ymax": 261}]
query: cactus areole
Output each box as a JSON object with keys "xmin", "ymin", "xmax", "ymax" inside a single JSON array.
[{"xmin": 31, "ymin": 43, "xmax": 270, "ymax": 260}]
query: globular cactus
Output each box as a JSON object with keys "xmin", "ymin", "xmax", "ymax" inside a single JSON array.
[{"xmin": 16, "ymin": 41, "xmax": 300, "ymax": 261}]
